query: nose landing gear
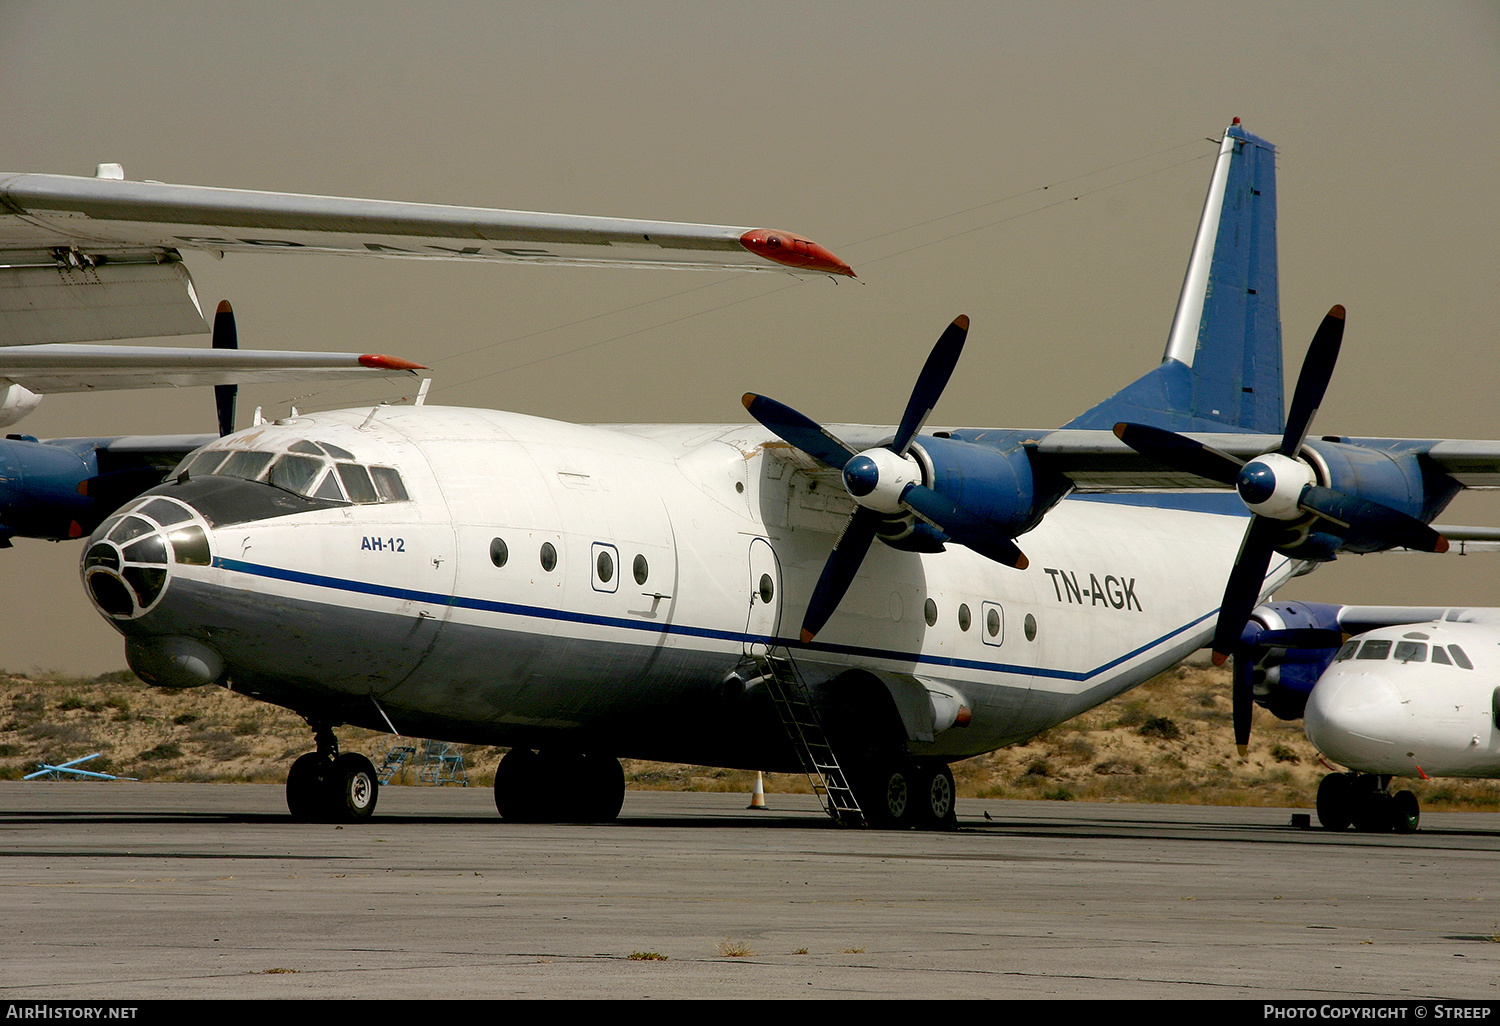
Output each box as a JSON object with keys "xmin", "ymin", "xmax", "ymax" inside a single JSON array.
[
  {"xmin": 286, "ymin": 722, "xmax": 379, "ymax": 822},
  {"xmin": 1316, "ymin": 772, "xmax": 1419, "ymax": 834}
]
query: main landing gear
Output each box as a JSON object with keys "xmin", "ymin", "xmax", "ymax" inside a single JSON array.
[
  {"xmin": 286, "ymin": 722, "xmax": 379, "ymax": 823},
  {"xmin": 855, "ymin": 757, "xmax": 957, "ymax": 831},
  {"xmin": 493, "ymin": 748, "xmax": 626, "ymax": 823},
  {"xmin": 1316, "ymin": 772, "xmax": 1420, "ymax": 834}
]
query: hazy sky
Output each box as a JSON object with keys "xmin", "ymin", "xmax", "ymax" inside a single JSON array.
[{"xmin": 1, "ymin": 1, "xmax": 1497, "ymax": 674}]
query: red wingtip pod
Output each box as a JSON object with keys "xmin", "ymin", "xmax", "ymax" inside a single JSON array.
[
  {"xmin": 359, "ymin": 354, "xmax": 428, "ymax": 371},
  {"xmin": 740, "ymin": 229, "xmax": 855, "ymax": 277}
]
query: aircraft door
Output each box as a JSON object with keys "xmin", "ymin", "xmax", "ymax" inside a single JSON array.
[{"xmin": 744, "ymin": 537, "xmax": 782, "ymax": 658}]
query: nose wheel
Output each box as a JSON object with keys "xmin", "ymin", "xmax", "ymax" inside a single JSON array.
[
  {"xmin": 1316, "ymin": 772, "xmax": 1419, "ymax": 834},
  {"xmin": 286, "ymin": 723, "xmax": 379, "ymax": 822}
]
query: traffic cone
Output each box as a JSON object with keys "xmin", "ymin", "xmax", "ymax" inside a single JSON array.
[{"xmin": 747, "ymin": 771, "xmax": 767, "ymax": 809}]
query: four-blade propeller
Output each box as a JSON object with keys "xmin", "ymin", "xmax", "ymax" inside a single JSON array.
[
  {"xmin": 1115, "ymin": 305, "xmax": 1447, "ymax": 752},
  {"xmin": 743, "ymin": 315, "xmax": 1027, "ymax": 644}
]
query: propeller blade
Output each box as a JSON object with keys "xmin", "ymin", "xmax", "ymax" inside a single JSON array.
[
  {"xmin": 891, "ymin": 315, "xmax": 968, "ymax": 456},
  {"xmin": 800, "ymin": 508, "xmax": 881, "ymax": 643},
  {"xmin": 1211, "ymin": 515, "xmax": 1281, "ymax": 665},
  {"xmin": 213, "ymin": 300, "xmax": 238, "ymax": 438},
  {"xmin": 1298, "ymin": 485, "xmax": 1450, "ymax": 553},
  {"xmin": 1112, "ymin": 422, "xmax": 1244, "ymax": 485},
  {"xmin": 1230, "ymin": 649, "xmax": 1255, "ymax": 756},
  {"xmin": 900, "ymin": 483, "xmax": 1028, "ymax": 568},
  {"xmin": 742, "ymin": 393, "xmax": 858, "ymax": 469},
  {"xmin": 1279, "ymin": 305, "xmax": 1344, "ymax": 457}
]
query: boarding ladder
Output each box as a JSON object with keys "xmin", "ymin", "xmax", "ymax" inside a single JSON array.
[{"xmin": 751, "ymin": 647, "xmax": 865, "ymax": 827}]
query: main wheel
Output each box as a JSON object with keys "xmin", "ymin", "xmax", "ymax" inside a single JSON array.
[
  {"xmin": 861, "ymin": 760, "xmax": 916, "ymax": 829},
  {"xmin": 494, "ymin": 748, "xmax": 548, "ymax": 822},
  {"xmin": 914, "ymin": 763, "xmax": 957, "ymax": 830},
  {"xmin": 1351, "ymin": 790, "xmax": 1394, "ymax": 833},
  {"xmin": 1316, "ymin": 773, "xmax": 1352, "ymax": 831},
  {"xmin": 569, "ymin": 753, "xmax": 625, "ymax": 823},
  {"xmin": 1392, "ymin": 790, "xmax": 1420, "ymax": 834},
  {"xmin": 286, "ymin": 752, "xmax": 331, "ymax": 820},
  {"xmin": 330, "ymin": 753, "xmax": 379, "ymax": 822}
]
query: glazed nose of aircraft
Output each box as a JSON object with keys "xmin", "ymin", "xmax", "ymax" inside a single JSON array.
[
  {"xmin": 80, "ymin": 494, "xmax": 224, "ymax": 688},
  {"xmin": 81, "ymin": 494, "xmax": 212, "ymax": 620},
  {"xmin": 1304, "ymin": 669, "xmax": 1406, "ymax": 766}
]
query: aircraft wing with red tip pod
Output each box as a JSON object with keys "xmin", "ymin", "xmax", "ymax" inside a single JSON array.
[{"xmin": 0, "ymin": 169, "xmax": 853, "ymax": 346}]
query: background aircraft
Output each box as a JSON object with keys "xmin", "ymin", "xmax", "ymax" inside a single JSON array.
[
  {"xmin": 72, "ymin": 121, "xmax": 1500, "ymax": 827},
  {"xmin": 2, "ymin": 4, "xmax": 1495, "ymax": 684},
  {"xmin": 0, "ymin": 167, "xmax": 844, "ymax": 545}
]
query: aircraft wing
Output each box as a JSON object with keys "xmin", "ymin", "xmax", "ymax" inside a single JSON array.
[
  {"xmin": 1029, "ymin": 429, "xmax": 1500, "ymax": 492},
  {"xmin": 0, "ymin": 344, "xmax": 424, "ymax": 393},
  {"xmin": 0, "ymin": 169, "xmax": 853, "ymax": 345}
]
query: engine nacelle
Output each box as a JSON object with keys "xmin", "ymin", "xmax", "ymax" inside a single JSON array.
[
  {"xmin": 0, "ymin": 437, "xmax": 99, "ymax": 542},
  {"xmin": 1244, "ymin": 600, "xmax": 1345, "ymax": 720},
  {"xmin": 910, "ymin": 435, "xmax": 1067, "ymax": 537},
  {"xmin": 1266, "ymin": 439, "xmax": 1460, "ymax": 559}
]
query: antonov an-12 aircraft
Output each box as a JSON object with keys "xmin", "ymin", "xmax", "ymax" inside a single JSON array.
[{"xmin": 59, "ymin": 121, "xmax": 1500, "ymax": 827}]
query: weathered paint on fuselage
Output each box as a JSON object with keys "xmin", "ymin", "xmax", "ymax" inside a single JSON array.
[{"xmin": 103, "ymin": 404, "xmax": 1289, "ymax": 769}]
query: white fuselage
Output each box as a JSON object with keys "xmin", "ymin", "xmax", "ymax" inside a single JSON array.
[
  {"xmin": 1305, "ymin": 620, "xmax": 1500, "ymax": 778},
  {"xmin": 98, "ymin": 404, "xmax": 1280, "ymax": 767}
]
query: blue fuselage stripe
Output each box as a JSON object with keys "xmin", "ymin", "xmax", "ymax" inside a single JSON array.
[{"xmin": 213, "ymin": 556, "xmax": 1218, "ymax": 684}]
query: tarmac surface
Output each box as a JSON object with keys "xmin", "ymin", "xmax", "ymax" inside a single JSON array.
[{"xmin": 2, "ymin": 781, "xmax": 1497, "ymax": 1000}]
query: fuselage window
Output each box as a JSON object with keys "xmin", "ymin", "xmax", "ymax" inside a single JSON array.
[
  {"xmin": 1393, "ymin": 641, "xmax": 1426, "ymax": 663},
  {"xmin": 924, "ymin": 598, "xmax": 938, "ymax": 627},
  {"xmin": 1356, "ymin": 640, "xmax": 1392, "ymax": 660},
  {"xmin": 336, "ymin": 463, "xmax": 379, "ymax": 504},
  {"xmin": 1024, "ymin": 613, "xmax": 1037, "ymax": 641},
  {"xmin": 986, "ymin": 607, "xmax": 1001, "ymax": 638},
  {"xmin": 634, "ymin": 554, "xmax": 650, "ymax": 586},
  {"xmin": 490, "ymin": 538, "xmax": 509, "ymax": 568},
  {"xmin": 369, "ymin": 466, "xmax": 409, "ymax": 502},
  {"xmin": 540, "ymin": 542, "xmax": 557, "ymax": 572},
  {"xmin": 958, "ymin": 603, "xmax": 971, "ymax": 632},
  {"xmin": 596, "ymin": 549, "xmax": 614, "ymax": 584},
  {"xmin": 1448, "ymin": 645, "xmax": 1474, "ymax": 670}
]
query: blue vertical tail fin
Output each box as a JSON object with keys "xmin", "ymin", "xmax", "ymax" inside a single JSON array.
[{"xmin": 1065, "ymin": 120, "xmax": 1283, "ymax": 434}]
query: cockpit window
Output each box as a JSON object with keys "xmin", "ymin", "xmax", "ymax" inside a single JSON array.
[
  {"xmin": 1356, "ymin": 640, "xmax": 1392, "ymax": 660},
  {"xmin": 1430, "ymin": 646, "xmax": 1452, "ymax": 666},
  {"xmin": 218, "ymin": 450, "xmax": 275, "ymax": 481},
  {"xmin": 267, "ymin": 454, "xmax": 325, "ymax": 495},
  {"xmin": 1448, "ymin": 645, "xmax": 1474, "ymax": 670},
  {"xmin": 1393, "ymin": 641, "xmax": 1426, "ymax": 663},
  {"xmin": 173, "ymin": 440, "xmax": 410, "ymax": 505},
  {"xmin": 369, "ymin": 466, "xmax": 409, "ymax": 502},
  {"xmin": 336, "ymin": 463, "xmax": 379, "ymax": 503},
  {"xmin": 1334, "ymin": 640, "xmax": 1359, "ymax": 662},
  {"xmin": 318, "ymin": 441, "xmax": 356, "ymax": 460}
]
